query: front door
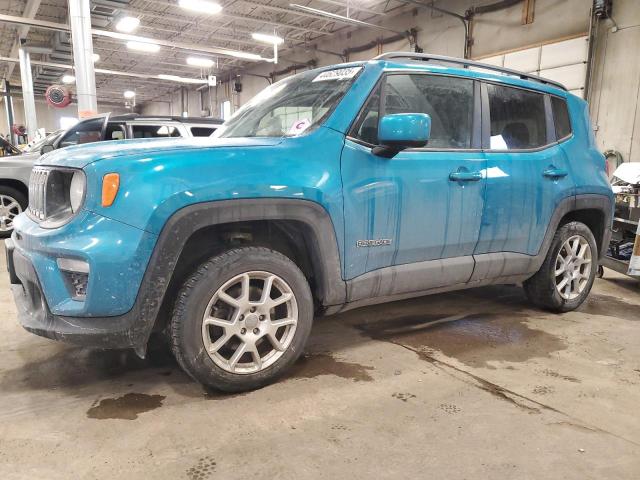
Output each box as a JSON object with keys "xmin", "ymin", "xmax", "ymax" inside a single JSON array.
[{"xmin": 341, "ymin": 73, "xmax": 486, "ymax": 282}]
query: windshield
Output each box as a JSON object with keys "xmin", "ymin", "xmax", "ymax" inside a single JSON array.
[
  {"xmin": 24, "ymin": 130, "xmax": 63, "ymax": 152},
  {"xmin": 215, "ymin": 66, "xmax": 362, "ymax": 138}
]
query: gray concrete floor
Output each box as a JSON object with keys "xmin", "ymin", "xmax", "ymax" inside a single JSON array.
[{"xmin": 1, "ymin": 247, "xmax": 639, "ymax": 480}]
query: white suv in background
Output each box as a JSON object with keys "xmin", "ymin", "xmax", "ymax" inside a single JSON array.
[{"xmin": 0, "ymin": 113, "xmax": 224, "ymax": 237}]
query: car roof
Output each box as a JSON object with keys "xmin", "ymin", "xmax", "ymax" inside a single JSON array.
[
  {"xmin": 108, "ymin": 114, "xmax": 224, "ymax": 125},
  {"xmin": 312, "ymin": 53, "xmax": 568, "ymax": 97}
]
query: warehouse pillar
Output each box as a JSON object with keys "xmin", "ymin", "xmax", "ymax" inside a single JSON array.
[
  {"xmin": 2, "ymin": 80, "xmax": 16, "ymax": 144},
  {"xmin": 68, "ymin": 0, "xmax": 97, "ymax": 118},
  {"xmin": 17, "ymin": 47, "xmax": 38, "ymax": 141}
]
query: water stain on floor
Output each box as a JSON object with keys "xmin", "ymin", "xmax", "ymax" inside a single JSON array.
[
  {"xmin": 578, "ymin": 294, "xmax": 640, "ymax": 321},
  {"xmin": 86, "ymin": 393, "xmax": 165, "ymax": 420},
  {"xmin": 356, "ymin": 312, "xmax": 566, "ymax": 368},
  {"xmin": 287, "ymin": 353, "xmax": 374, "ymax": 382}
]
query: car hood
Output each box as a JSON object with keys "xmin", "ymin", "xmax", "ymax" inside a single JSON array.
[
  {"xmin": 37, "ymin": 137, "xmax": 284, "ymax": 169},
  {"xmin": 0, "ymin": 150, "xmax": 40, "ymax": 167}
]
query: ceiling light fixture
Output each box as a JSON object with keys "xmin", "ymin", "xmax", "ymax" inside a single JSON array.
[
  {"xmin": 186, "ymin": 56, "xmax": 214, "ymax": 68},
  {"xmin": 251, "ymin": 33, "xmax": 284, "ymax": 45},
  {"xmin": 126, "ymin": 41, "xmax": 160, "ymax": 53},
  {"xmin": 115, "ymin": 16, "xmax": 140, "ymax": 33},
  {"xmin": 61, "ymin": 74, "xmax": 75, "ymax": 84},
  {"xmin": 123, "ymin": 90, "xmax": 136, "ymax": 99},
  {"xmin": 158, "ymin": 74, "xmax": 207, "ymax": 84},
  {"xmin": 229, "ymin": 51, "xmax": 263, "ymax": 60},
  {"xmin": 179, "ymin": 0, "xmax": 222, "ymax": 15},
  {"xmin": 92, "ymin": 53, "xmax": 100, "ymax": 62}
]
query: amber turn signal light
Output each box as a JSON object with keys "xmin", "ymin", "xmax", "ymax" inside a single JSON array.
[{"xmin": 102, "ymin": 173, "xmax": 120, "ymax": 207}]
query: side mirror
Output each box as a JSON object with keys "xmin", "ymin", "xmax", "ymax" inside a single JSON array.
[
  {"xmin": 40, "ymin": 144, "xmax": 54, "ymax": 155},
  {"xmin": 373, "ymin": 113, "xmax": 431, "ymax": 158}
]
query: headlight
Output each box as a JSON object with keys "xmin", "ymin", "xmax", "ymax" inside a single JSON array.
[
  {"xmin": 28, "ymin": 167, "xmax": 85, "ymax": 228},
  {"xmin": 70, "ymin": 171, "xmax": 85, "ymax": 213}
]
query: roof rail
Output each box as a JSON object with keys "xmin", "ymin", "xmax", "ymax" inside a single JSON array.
[{"xmin": 374, "ymin": 52, "xmax": 567, "ymax": 91}]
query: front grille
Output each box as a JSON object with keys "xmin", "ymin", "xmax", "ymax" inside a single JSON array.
[{"xmin": 28, "ymin": 168, "xmax": 50, "ymax": 221}]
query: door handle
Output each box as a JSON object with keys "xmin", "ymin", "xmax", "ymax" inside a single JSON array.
[
  {"xmin": 543, "ymin": 167, "xmax": 568, "ymax": 179},
  {"xmin": 449, "ymin": 171, "xmax": 483, "ymax": 182}
]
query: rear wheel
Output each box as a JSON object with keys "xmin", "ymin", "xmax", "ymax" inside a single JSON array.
[
  {"xmin": 170, "ymin": 247, "xmax": 313, "ymax": 392},
  {"xmin": 0, "ymin": 186, "xmax": 27, "ymax": 238},
  {"xmin": 524, "ymin": 221, "xmax": 597, "ymax": 312}
]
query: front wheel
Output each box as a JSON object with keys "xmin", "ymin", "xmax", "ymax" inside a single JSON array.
[
  {"xmin": 524, "ymin": 221, "xmax": 598, "ymax": 312},
  {"xmin": 0, "ymin": 186, "xmax": 27, "ymax": 238},
  {"xmin": 170, "ymin": 247, "xmax": 313, "ymax": 392}
]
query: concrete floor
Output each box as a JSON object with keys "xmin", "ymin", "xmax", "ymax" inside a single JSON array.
[{"xmin": 1, "ymin": 247, "xmax": 639, "ymax": 480}]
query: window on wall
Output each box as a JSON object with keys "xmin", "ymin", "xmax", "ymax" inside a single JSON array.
[
  {"xmin": 551, "ymin": 96, "xmax": 572, "ymax": 140},
  {"xmin": 487, "ymin": 84, "xmax": 547, "ymax": 150},
  {"xmin": 351, "ymin": 74, "xmax": 474, "ymax": 149}
]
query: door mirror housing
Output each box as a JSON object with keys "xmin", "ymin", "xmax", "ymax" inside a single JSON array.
[
  {"xmin": 373, "ymin": 113, "xmax": 431, "ymax": 158},
  {"xmin": 40, "ymin": 144, "xmax": 55, "ymax": 155}
]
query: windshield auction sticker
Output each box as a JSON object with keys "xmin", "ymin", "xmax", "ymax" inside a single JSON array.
[{"xmin": 312, "ymin": 67, "xmax": 362, "ymax": 82}]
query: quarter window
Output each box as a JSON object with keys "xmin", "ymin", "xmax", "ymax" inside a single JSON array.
[
  {"xmin": 551, "ymin": 96, "xmax": 572, "ymax": 140},
  {"xmin": 487, "ymin": 84, "xmax": 547, "ymax": 150},
  {"xmin": 351, "ymin": 74, "xmax": 474, "ymax": 149}
]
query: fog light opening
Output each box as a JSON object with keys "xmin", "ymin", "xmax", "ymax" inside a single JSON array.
[{"xmin": 57, "ymin": 258, "xmax": 90, "ymax": 301}]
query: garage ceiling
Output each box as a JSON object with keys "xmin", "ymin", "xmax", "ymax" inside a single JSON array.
[{"xmin": 0, "ymin": 0, "xmax": 405, "ymax": 104}]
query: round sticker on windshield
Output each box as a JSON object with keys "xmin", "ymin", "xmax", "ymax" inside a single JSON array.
[{"xmin": 289, "ymin": 118, "xmax": 312, "ymax": 135}]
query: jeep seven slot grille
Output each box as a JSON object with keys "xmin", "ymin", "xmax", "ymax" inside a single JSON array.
[{"xmin": 28, "ymin": 168, "xmax": 50, "ymax": 221}]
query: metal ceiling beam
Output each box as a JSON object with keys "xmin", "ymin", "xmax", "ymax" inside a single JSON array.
[
  {"xmin": 0, "ymin": 13, "xmax": 270, "ymax": 61},
  {"xmin": 138, "ymin": 0, "xmax": 331, "ymax": 36},
  {"xmin": 288, "ymin": 4, "xmax": 407, "ymax": 36},
  {"xmin": 4, "ymin": 0, "xmax": 42, "ymax": 80}
]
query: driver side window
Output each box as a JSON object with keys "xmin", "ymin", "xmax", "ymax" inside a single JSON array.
[{"xmin": 58, "ymin": 118, "xmax": 104, "ymax": 148}]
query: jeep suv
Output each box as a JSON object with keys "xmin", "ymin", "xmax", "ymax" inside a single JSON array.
[
  {"xmin": 0, "ymin": 114, "xmax": 222, "ymax": 237},
  {"xmin": 5, "ymin": 53, "xmax": 613, "ymax": 392}
]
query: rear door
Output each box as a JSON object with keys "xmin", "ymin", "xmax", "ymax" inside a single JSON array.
[
  {"xmin": 341, "ymin": 72, "xmax": 485, "ymax": 280},
  {"xmin": 475, "ymin": 82, "xmax": 574, "ymax": 258}
]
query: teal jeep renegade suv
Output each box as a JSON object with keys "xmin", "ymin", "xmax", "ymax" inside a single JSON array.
[{"xmin": 6, "ymin": 53, "xmax": 613, "ymax": 391}]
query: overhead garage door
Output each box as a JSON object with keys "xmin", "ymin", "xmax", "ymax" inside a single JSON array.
[{"xmin": 475, "ymin": 35, "xmax": 588, "ymax": 98}]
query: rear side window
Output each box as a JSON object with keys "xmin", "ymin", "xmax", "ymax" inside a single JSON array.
[
  {"xmin": 350, "ymin": 74, "xmax": 474, "ymax": 149},
  {"xmin": 487, "ymin": 84, "xmax": 546, "ymax": 150},
  {"xmin": 551, "ymin": 96, "xmax": 572, "ymax": 140},
  {"xmin": 131, "ymin": 125, "xmax": 181, "ymax": 138},
  {"xmin": 190, "ymin": 126, "xmax": 217, "ymax": 137}
]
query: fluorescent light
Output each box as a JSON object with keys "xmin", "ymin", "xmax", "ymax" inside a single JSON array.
[
  {"xmin": 158, "ymin": 74, "xmax": 207, "ymax": 84},
  {"xmin": 92, "ymin": 53, "xmax": 100, "ymax": 62},
  {"xmin": 229, "ymin": 51, "xmax": 263, "ymax": 60},
  {"xmin": 62, "ymin": 75, "xmax": 75, "ymax": 84},
  {"xmin": 126, "ymin": 41, "xmax": 160, "ymax": 53},
  {"xmin": 124, "ymin": 90, "xmax": 136, "ymax": 99},
  {"xmin": 186, "ymin": 56, "xmax": 214, "ymax": 68},
  {"xmin": 251, "ymin": 33, "xmax": 284, "ymax": 45},
  {"xmin": 115, "ymin": 16, "xmax": 140, "ymax": 33},
  {"xmin": 179, "ymin": 0, "xmax": 222, "ymax": 14}
]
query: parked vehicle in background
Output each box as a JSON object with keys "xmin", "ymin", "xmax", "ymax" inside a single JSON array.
[
  {"xmin": 0, "ymin": 114, "xmax": 223, "ymax": 237},
  {"xmin": 0, "ymin": 136, "xmax": 21, "ymax": 157},
  {"xmin": 6, "ymin": 54, "xmax": 613, "ymax": 392}
]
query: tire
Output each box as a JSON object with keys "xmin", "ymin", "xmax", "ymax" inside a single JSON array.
[
  {"xmin": 523, "ymin": 221, "xmax": 598, "ymax": 312},
  {"xmin": 170, "ymin": 246, "xmax": 313, "ymax": 392},
  {"xmin": 0, "ymin": 186, "xmax": 27, "ymax": 238}
]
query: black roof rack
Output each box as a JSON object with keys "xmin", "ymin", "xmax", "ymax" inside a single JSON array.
[
  {"xmin": 374, "ymin": 52, "xmax": 567, "ymax": 91},
  {"xmin": 109, "ymin": 113, "xmax": 224, "ymax": 124}
]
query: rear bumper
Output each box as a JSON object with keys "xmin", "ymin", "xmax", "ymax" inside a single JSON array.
[{"xmin": 6, "ymin": 238, "xmax": 144, "ymax": 350}]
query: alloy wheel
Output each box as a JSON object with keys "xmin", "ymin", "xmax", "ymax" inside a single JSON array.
[
  {"xmin": 201, "ymin": 271, "xmax": 298, "ymax": 374},
  {"xmin": 554, "ymin": 235, "xmax": 592, "ymax": 300},
  {"xmin": 0, "ymin": 194, "xmax": 22, "ymax": 233}
]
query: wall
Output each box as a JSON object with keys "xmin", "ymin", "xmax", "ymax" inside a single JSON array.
[{"xmin": 589, "ymin": 0, "xmax": 640, "ymax": 162}]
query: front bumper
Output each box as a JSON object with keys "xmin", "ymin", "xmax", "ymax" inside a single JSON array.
[{"xmin": 6, "ymin": 237, "xmax": 143, "ymax": 349}]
